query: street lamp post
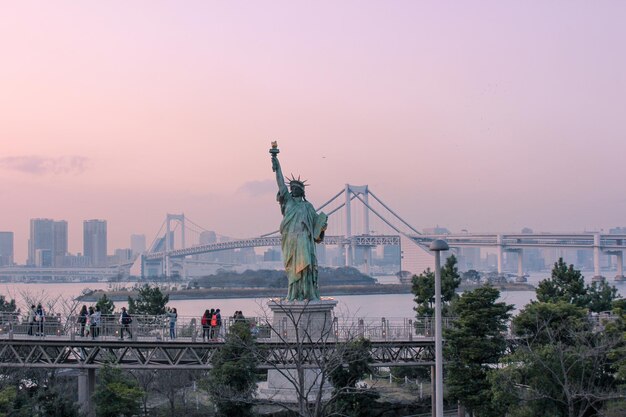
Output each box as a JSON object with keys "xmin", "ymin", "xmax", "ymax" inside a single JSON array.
[{"xmin": 430, "ymin": 239, "xmax": 449, "ymax": 417}]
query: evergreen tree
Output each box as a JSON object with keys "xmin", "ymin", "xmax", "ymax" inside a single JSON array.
[
  {"xmin": 412, "ymin": 254, "xmax": 461, "ymax": 316},
  {"xmin": 587, "ymin": 280, "xmax": 619, "ymax": 313},
  {"xmin": 206, "ymin": 322, "xmax": 258, "ymax": 417},
  {"xmin": 96, "ymin": 293, "xmax": 115, "ymax": 315},
  {"xmin": 536, "ymin": 258, "xmax": 588, "ymax": 307},
  {"xmin": 444, "ymin": 286, "xmax": 513, "ymax": 417},
  {"xmin": 0, "ymin": 295, "xmax": 17, "ymax": 313},
  {"xmin": 127, "ymin": 284, "xmax": 169, "ymax": 315},
  {"xmin": 93, "ymin": 364, "xmax": 143, "ymax": 417}
]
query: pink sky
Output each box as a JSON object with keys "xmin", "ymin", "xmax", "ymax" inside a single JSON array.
[{"xmin": 1, "ymin": 1, "xmax": 626, "ymax": 263}]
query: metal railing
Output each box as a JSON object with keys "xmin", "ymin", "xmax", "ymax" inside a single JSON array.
[{"xmin": 0, "ymin": 312, "xmax": 455, "ymax": 342}]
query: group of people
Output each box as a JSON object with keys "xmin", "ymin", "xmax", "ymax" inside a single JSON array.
[
  {"xmin": 76, "ymin": 305, "xmax": 133, "ymax": 340},
  {"xmin": 27, "ymin": 303, "xmax": 46, "ymax": 336},
  {"xmin": 201, "ymin": 308, "xmax": 222, "ymax": 341}
]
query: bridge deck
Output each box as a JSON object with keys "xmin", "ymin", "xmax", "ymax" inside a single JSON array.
[{"xmin": 0, "ymin": 334, "xmax": 435, "ymax": 369}]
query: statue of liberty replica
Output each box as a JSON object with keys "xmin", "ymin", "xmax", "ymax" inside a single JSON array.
[
  {"xmin": 270, "ymin": 141, "xmax": 328, "ymax": 301},
  {"xmin": 263, "ymin": 142, "xmax": 337, "ymax": 402}
]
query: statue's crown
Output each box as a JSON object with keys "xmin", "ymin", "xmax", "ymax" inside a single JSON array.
[{"xmin": 286, "ymin": 174, "xmax": 307, "ymax": 189}]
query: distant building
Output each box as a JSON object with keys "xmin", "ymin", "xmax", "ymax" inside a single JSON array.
[
  {"xmin": 84, "ymin": 220, "xmax": 107, "ymax": 267},
  {"xmin": 28, "ymin": 218, "xmax": 67, "ymax": 267},
  {"xmin": 422, "ymin": 226, "xmax": 451, "ymax": 235},
  {"xmin": 114, "ymin": 248, "xmax": 133, "ymax": 264},
  {"xmin": 130, "ymin": 234, "xmax": 146, "ymax": 256},
  {"xmin": 53, "ymin": 220, "xmax": 68, "ymax": 265},
  {"xmin": 0, "ymin": 232, "xmax": 14, "ymax": 266}
]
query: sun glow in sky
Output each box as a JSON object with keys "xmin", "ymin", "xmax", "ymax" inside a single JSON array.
[{"xmin": 1, "ymin": 1, "xmax": 626, "ymax": 263}]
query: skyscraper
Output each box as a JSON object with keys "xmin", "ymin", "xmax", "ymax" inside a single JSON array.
[
  {"xmin": 53, "ymin": 220, "xmax": 68, "ymax": 265},
  {"xmin": 0, "ymin": 232, "xmax": 14, "ymax": 266},
  {"xmin": 130, "ymin": 234, "xmax": 146, "ymax": 256},
  {"xmin": 84, "ymin": 219, "xmax": 107, "ymax": 267},
  {"xmin": 28, "ymin": 218, "xmax": 67, "ymax": 267}
]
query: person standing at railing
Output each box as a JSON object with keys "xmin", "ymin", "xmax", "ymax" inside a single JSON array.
[
  {"xmin": 201, "ymin": 309, "xmax": 211, "ymax": 342},
  {"xmin": 166, "ymin": 307, "xmax": 177, "ymax": 340},
  {"xmin": 77, "ymin": 305, "xmax": 88, "ymax": 337},
  {"xmin": 27, "ymin": 305, "xmax": 36, "ymax": 336},
  {"xmin": 90, "ymin": 306, "xmax": 101, "ymax": 339},
  {"xmin": 35, "ymin": 304, "xmax": 45, "ymax": 337},
  {"xmin": 119, "ymin": 307, "xmax": 132, "ymax": 340},
  {"xmin": 214, "ymin": 309, "xmax": 222, "ymax": 339}
]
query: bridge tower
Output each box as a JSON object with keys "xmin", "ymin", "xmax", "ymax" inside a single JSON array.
[
  {"xmin": 164, "ymin": 213, "xmax": 186, "ymax": 277},
  {"xmin": 344, "ymin": 184, "xmax": 371, "ymax": 272}
]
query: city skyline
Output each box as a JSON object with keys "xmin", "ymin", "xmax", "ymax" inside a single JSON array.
[{"xmin": 2, "ymin": 2, "xmax": 626, "ymax": 263}]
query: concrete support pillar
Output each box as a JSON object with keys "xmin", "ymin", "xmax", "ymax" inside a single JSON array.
[
  {"xmin": 431, "ymin": 365, "xmax": 436, "ymax": 417},
  {"xmin": 615, "ymin": 251, "xmax": 625, "ymax": 281},
  {"xmin": 593, "ymin": 233, "xmax": 604, "ymax": 282},
  {"xmin": 78, "ymin": 368, "xmax": 96, "ymax": 417},
  {"xmin": 496, "ymin": 235, "xmax": 504, "ymax": 276},
  {"xmin": 516, "ymin": 249, "xmax": 526, "ymax": 282}
]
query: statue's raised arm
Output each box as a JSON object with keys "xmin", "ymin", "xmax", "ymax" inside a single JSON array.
[{"xmin": 270, "ymin": 141, "xmax": 287, "ymax": 195}]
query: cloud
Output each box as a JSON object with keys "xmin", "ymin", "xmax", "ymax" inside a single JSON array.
[
  {"xmin": 0, "ymin": 155, "xmax": 90, "ymax": 175},
  {"xmin": 236, "ymin": 179, "xmax": 275, "ymax": 197}
]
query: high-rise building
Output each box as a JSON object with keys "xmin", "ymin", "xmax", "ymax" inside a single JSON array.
[
  {"xmin": 28, "ymin": 218, "xmax": 68, "ymax": 267},
  {"xmin": 130, "ymin": 234, "xmax": 146, "ymax": 256},
  {"xmin": 29, "ymin": 219, "xmax": 53, "ymax": 266},
  {"xmin": 53, "ymin": 220, "xmax": 68, "ymax": 265},
  {"xmin": 84, "ymin": 220, "xmax": 107, "ymax": 267},
  {"xmin": 0, "ymin": 232, "xmax": 14, "ymax": 266}
]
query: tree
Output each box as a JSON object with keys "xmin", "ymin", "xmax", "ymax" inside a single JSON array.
[
  {"xmin": 492, "ymin": 301, "xmax": 622, "ymax": 417},
  {"xmin": 93, "ymin": 364, "xmax": 144, "ymax": 417},
  {"xmin": 327, "ymin": 337, "xmax": 379, "ymax": 417},
  {"xmin": 0, "ymin": 295, "xmax": 17, "ymax": 313},
  {"xmin": 205, "ymin": 321, "xmax": 258, "ymax": 417},
  {"xmin": 587, "ymin": 280, "xmax": 619, "ymax": 313},
  {"xmin": 536, "ymin": 258, "xmax": 587, "ymax": 307},
  {"xmin": 96, "ymin": 293, "xmax": 115, "ymax": 315},
  {"xmin": 127, "ymin": 284, "xmax": 169, "ymax": 315},
  {"xmin": 444, "ymin": 286, "xmax": 513, "ymax": 417},
  {"xmin": 412, "ymin": 254, "xmax": 461, "ymax": 316}
]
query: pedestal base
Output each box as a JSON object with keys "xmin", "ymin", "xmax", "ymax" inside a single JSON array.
[
  {"xmin": 515, "ymin": 275, "xmax": 528, "ymax": 283},
  {"xmin": 592, "ymin": 275, "xmax": 605, "ymax": 282},
  {"xmin": 615, "ymin": 275, "xmax": 626, "ymax": 282},
  {"xmin": 259, "ymin": 298, "xmax": 338, "ymax": 403}
]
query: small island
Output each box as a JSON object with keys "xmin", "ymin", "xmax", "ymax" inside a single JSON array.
[{"xmin": 76, "ymin": 267, "xmax": 535, "ymax": 302}]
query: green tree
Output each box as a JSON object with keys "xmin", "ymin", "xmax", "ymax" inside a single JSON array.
[
  {"xmin": 328, "ymin": 337, "xmax": 379, "ymax": 417},
  {"xmin": 127, "ymin": 284, "xmax": 169, "ymax": 315},
  {"xmin": 493, "ymin": 301, "xmax": 622, "ymax": 417},
  {"xmin": 96, "ymin": 293, "xmax": 115, "ymax": 315},
  {"xmin": 587, "ymin": 280, "xmax": 619, "ymax": 313},
  {"xmin": 444, "ymin": 286, "xmax": 513, "ymax": 417},
  {"xmin": 0, "ymin": 295, "xmax": 17, "ymax": 313},
  {"xmin": 93, "ymin": 364, "xmax": 144, "ymax": 417},
  {"xmin": 412, "ymin": 254, "xmax": 461, "ymax": 316},
  {"xmin": 536, "ymin": 258, "xmax": 588, "ymax": 307},
  {"xmin": 205, "ymin": 321, "xmax": 258, "ymax": 417}
]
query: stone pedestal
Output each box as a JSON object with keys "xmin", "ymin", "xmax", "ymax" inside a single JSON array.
[{"xmin": 259, "ymin": 298, "xmax": 338, "ymax": 403}]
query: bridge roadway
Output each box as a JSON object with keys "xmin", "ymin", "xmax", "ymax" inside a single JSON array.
[{"xmin": 144, "ymin": 232, "xmax": 626, "ymax": 281}]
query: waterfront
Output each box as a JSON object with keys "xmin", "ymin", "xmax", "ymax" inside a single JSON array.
[{"xmin": 2, "ymin": 271, "xmax": 624, "ymax": 319}]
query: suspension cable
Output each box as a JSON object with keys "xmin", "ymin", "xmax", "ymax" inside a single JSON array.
[{"xmin": 368, "ymin": 190, "xmax": 421, "ymax": 235}]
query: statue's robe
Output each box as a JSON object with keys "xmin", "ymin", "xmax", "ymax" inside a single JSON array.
[{"xmin": 277, "ymin": 188, "xmax": 327, "ymax": 301}]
